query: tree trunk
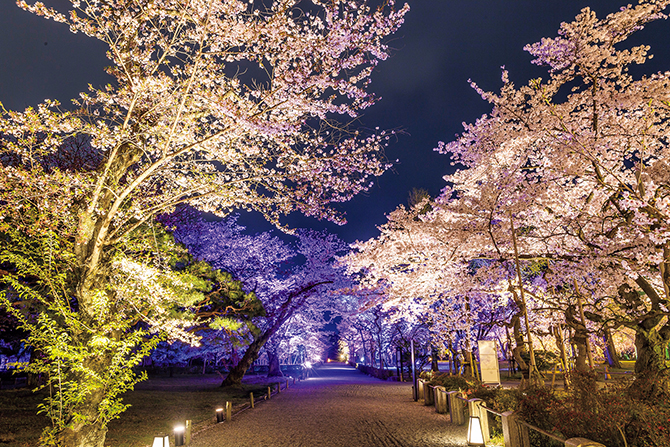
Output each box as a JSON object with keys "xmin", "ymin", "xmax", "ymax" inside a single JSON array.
[
  {"xmin": 603, "ymin": 327, "xmax": 622, "ymax": 369},
  {"xmin": 266, "ymin": 341, "xmax": 284, "ymax": 378},
  {"xmin": 461, "ymin": 348, "xmax": 474, "ymax": 378},
  {"xmin": 59, "ymin": 364, "xmax": 109, "ymax": 447},
  {"xmin": 221, "ymin": 330, "xmax": 272, "ymax": 387},
  {"xmin": 431, "ymin": 346, "xmax": 439, "ymax": 372},
  {"xmin": 566, "ymin": 305, "xmax": 589, "ymax": 371},
  {"xmin": 510, "ymin": 313, "xmax": 529, "ymax": 374},
  {"xmin": 631, "ymin": 322, "xmax": 670, "ymax": 399}
]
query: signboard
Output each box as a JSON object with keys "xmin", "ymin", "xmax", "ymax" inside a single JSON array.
[{"xmin": 478, "ymin": 340, "xmax": 500, "ymax": 384}]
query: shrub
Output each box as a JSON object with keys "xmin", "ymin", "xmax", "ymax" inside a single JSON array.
[{"xmin": 424, "ymin": 372, "xmax": 479, "ymax": 392}]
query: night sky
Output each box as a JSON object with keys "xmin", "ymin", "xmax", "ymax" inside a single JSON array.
[{"xmin": 1, "ymin": 1, "xmax": 669, "ymax": 244}]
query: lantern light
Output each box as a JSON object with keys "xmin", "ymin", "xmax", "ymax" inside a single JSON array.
[
  {"xmin": 152, "ymin": 435, "xmax": 170, "ymax": 447},
  {"xmin": 216, "ymin": 408, "xmax": 224, "ymax": 423},
  {"xmin": 174, "ymin": 425, "xmax": 185, "ymax": 447},
  {"xmin": 467, "ymin": 415, "xmax": 485, "ymax": 446}
]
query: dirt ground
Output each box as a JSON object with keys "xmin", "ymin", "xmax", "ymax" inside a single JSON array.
[{"xmin": 189, "ymin": 363, "xmax": 467, "ymax": 447}]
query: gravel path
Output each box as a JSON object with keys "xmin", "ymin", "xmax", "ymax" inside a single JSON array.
[{"xmin": 189, "ymin": 363, "xmax": 467, "ymax": 447}]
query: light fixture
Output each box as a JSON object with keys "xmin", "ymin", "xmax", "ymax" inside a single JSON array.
[
  {"xmin": 467, "ymin": 415, "xmax": 485, "ymax": 446},
  {"xmin": 152, "ymin": 435, "xmax": 169, "ymax": 447},
  {"xmin": 304, "ymin": 361, "xmax": 312, "ymax": 369},
  {"xmin": 216, "ymin": 408, "xmax": 224, "ymax": 423},
  {"xmin": 174, "ymin": 425, "xmax": 185, "ymax": 447}
]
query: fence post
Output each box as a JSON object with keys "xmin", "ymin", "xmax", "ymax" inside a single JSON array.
[
  {"xmin": 501, "ymin": 411, "xmax": 526, "ymax": 447},
  {"xmin": 468, "ymin": 399, "xmax": 490, "ymax": 444},
  {"xmin": 250, "ymin": 392, "xmax": 255, "ymax": 409},
  {"xmin": 425, "ymin": 385, "xmax": 435, "ymax": 406},
  {"xmin": 185, "ymin": 420, "xmax": 192, "ymax": 445},
  {"xmin": 564, "ymin": 438, "xmax": 606, "ymax": 447},
  {"xmin": 447, "ymin": 391, "xmax": 465, "ymax": 425},
  {"xmin": 417, "ymin": 379, "xmax": 425, "ymax": 402},
  {"xmin": 434, "ymin": 386, "xmax": 447, "ymax": 414}
]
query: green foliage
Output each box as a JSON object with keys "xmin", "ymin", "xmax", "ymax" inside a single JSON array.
[
  {"xmin": 422, "ymin": 372, "xmax": 480, "ymax": 392},
  {"xmin": 0, "ymin": 226, "xmax": 164, "ymax": 445},
  {"xmin": 0, "ymin": 219, "xmax": 262, "ymax": 445},
  {"xmin": 520, "ymin": 350, "xmax": 559, "ymax": 371}
]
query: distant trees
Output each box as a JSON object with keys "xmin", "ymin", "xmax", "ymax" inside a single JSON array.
[{"xmin": 169, "ymin": 213, "xmax": 351, "ymax": 385}]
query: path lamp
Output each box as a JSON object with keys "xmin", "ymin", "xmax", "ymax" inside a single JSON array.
[
  {"xmin": 216, "ymin": 407, "xmax": 224, "ymax": 423},
  {"xmin": 152, "ymin": 435, "xmax": 170, "ymax": 447},
  {"xmin": 174, "ymin": 426, "xmax": 185, "ymax": 447},
  {"xmin": 466, "ymin": 415, "xmax": 485, "ymax": 446}
]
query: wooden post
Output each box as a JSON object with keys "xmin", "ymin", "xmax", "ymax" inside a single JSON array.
[
  {"xmin": 225, "ymin": 401, "xmax": 231, "ymax": 422},
  {"xmin": 434, "ymin": 386, "xmax": 447, "ymax": 414},
  {"xmin": 411, "ymin": 338, "xmax": 417, "ymax": 401},
  {"xmin": 267, "ymin": 386, "xmax": 272, "ymax": 400},
  {"xmin": 501, "ymin": 411, "xmax": 527, "ymax": 447},
  {"xmin": 447, "ymin": 391, "xmax": 465, "ymax": 425},
  {"xmin": 277, "ymin": 382, "xmax": 281, "ymax": 393},
  {"xmin": 185, "ymin": 420, "xmax": 192, "ymax": 445},
  {"xmin": 286, "ymin": 379, "xmax": 289, "ymax": 389},
  {"xmin": 250, "ymin": 392, "xmax": 255, "ymax": 409}
]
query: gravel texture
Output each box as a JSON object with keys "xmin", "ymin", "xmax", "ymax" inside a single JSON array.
[{"xmin": 189, "ymin": 363, "xmax": 467, "ymax": 447}]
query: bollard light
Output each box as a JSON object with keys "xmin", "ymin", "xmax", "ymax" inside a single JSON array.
[
  {"xmin": 216, "ymin": 407, "xmax": 224, "ymax": 423},
  {"xmin": 174, "ymin": 425, "xmax": 185, "ymax": 447},
  {"xmin": 467, "ymin": 415, "xmax": 485, "ymax": 446},
  {"xmin": 152, "ymin": 435, "xmax": 170, "ymax": 447}
]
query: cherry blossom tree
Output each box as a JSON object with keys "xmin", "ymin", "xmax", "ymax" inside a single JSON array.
[
  {"xmin": 436, "ymin": 0, "xmax": 670, "ymax": 393},
  {"xmin": 0, "ymin": 0, "xmax": 407, "ymax": 444},
  {"xmin": 169, "ymin": 213, "xmax": 352, "ymax": 385}
]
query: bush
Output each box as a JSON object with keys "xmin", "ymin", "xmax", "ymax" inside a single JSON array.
[
  {"xmin": 423, "ymin": 372, "xmax": 479, "ymax": 392},
  {"xmin": 519, "ymin": 350, "xmax": 560, "ymax": 371}
]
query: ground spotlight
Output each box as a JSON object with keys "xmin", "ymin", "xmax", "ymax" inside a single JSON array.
[
  {"xmin": 152, "ymin": 435, "xmax": 170, "ymax": 447},
  {"xmin": 174, "ymin": 425, "xmax": 185, "ymax": 447},
  {"xmin": 467, "ymin": 415, "xmax": 485, "ymax": 446}
]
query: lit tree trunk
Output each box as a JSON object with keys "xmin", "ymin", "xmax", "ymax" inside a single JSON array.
[
  {"xmin": 431, "ymin": 346, "xmax": 439, "ymax": 372},
  {"xmin": 221, "ymin": 330, "xmax": 272, "ymax": 387},
  {"xmin": 266, "ymin": 340, "xmax": 284, "ymax": 378},
  {"xmin": 566, "ymin": 305, "xmax": 589, "ymax": 371},
  {"xmin": 627, "ymin": 278, "xmax": 670, "ymax": 399},
  {"xmin": 603, "ymin": 327, "xmax": 622, "ymax": 369},
  {"xmin": 509, "ymin": 313, "xmax": 529, "ymax": 373}
]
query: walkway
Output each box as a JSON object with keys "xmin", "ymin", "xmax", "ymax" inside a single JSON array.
[{"xmin": 190, "ymin": 363, "xmax": 467, "ymax": 447}]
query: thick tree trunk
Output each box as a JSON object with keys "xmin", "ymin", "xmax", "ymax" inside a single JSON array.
[
  {"xmin": 632, "ymin": 323, "xmax": 670, "ymax": 399},
  {"xmin": 59, "ymin": 353, "xmax": 111, "ymax": 447},
  {"xmin": 266, "ymin": 341, "xmax": 284, "ymax": 378},
  {"xmin": 510, "ymin": 314, "xmax": 529, "ymax": 374},
  {"xmin": 566, "ymin": 306, "xmax": 589, "ymax": 371},
  {"xmin": 221, "ymin": 330, "xmax": 272, "ymax": 387}
]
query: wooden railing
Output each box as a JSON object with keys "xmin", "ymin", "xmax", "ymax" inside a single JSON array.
[{"xmin": 416, "ymin": 379, "xmax": 606, "ymax": 447}]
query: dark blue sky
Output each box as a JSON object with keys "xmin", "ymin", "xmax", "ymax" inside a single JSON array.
[{"xmin": 1, "ymin": 1, "xmax": 668, "ymax": 243}]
